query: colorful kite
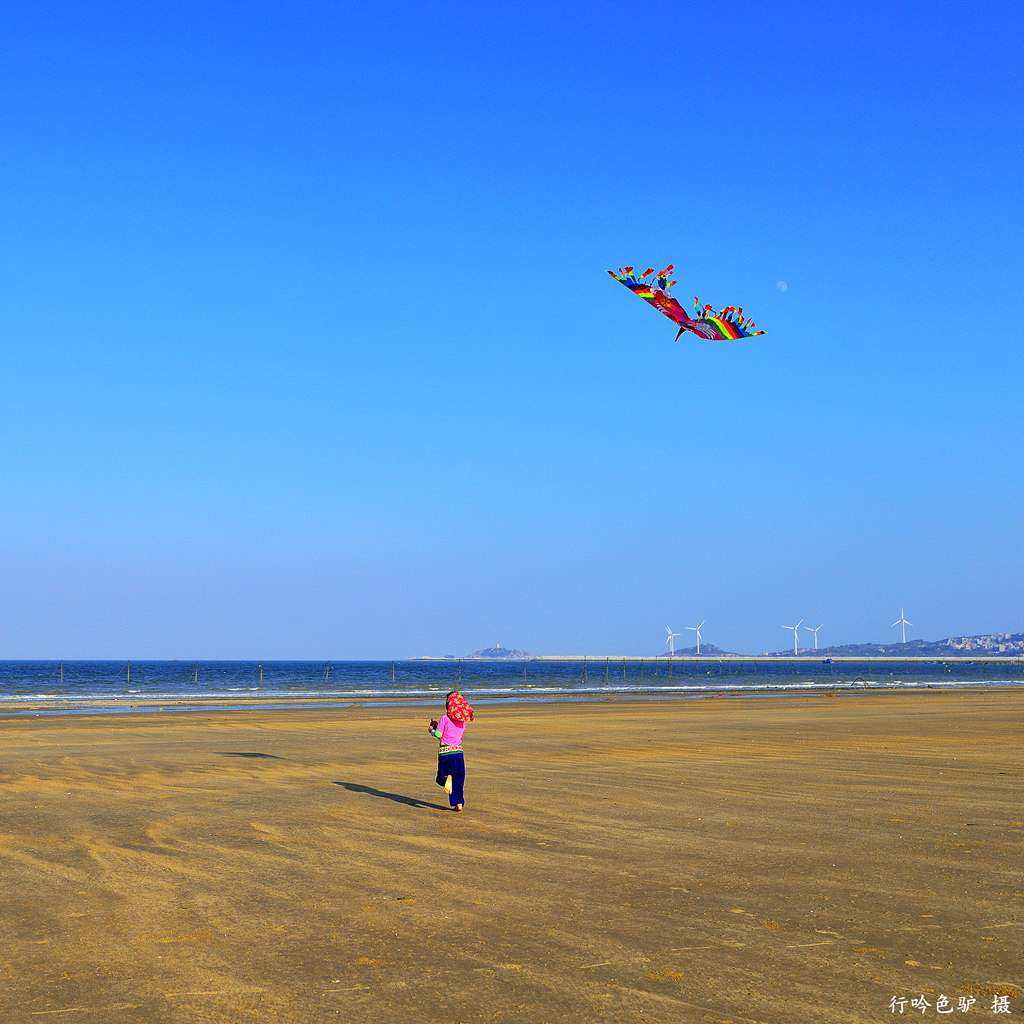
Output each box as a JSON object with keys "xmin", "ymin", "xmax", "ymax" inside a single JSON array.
[{"xmin": 608, "ymin": 265, "xmax": 766, "ymax": 342}]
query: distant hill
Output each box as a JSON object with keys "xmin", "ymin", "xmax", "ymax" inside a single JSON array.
[
  {"xmin": 412, "ymin": 633, "xmax": 1022, "ymax": 661},
  {"xmin": 662, "ymin": 643, "xmax": 736, "ymax": 657},
  {"xmin": 465, "ymin": 645, "xmax": 534, "ymax": 660},
  {"xmin": 769, "ymin": 632, "xmax": 1024, "ymax": 657}
]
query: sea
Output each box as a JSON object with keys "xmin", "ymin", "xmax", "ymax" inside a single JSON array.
[{"xmin": 0, "ymin": 658, "xmax": 1021, "ymax": 716}]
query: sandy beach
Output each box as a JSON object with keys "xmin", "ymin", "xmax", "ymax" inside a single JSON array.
[{"xmin": 0, "ymin": 691, "xmax": 1020, "ymax": 1023}]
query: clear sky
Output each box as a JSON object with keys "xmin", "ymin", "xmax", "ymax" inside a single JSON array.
[{"xmin": 2, "ymin": 1, "xmax": 1022, "ymax": 658}]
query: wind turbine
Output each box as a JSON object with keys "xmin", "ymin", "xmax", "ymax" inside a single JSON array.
[
  {"xmin": 803, "ymin": 623, "xmax": 823, "ymax": 650},
  {"xmin": 665, "ymin": 626, "xmax": 680, "ymax": 656},
  {"xmin": 782, "ymin": 619, "xmax": 803, "ymax": 655},
  {"xmin": 892, "ymin": 608, "xmax": 912, "ymax": 644},
  {"xmin": 687, "ymin": 620, "xmax": 705, "ymax": 655}
]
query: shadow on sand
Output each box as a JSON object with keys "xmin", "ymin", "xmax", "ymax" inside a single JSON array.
[
  {"xmin": 335, "ymin": 782, "xmax": 447, "ymax": 810},
  {"xmin": 216, "ymin": 751, "xmax": 285, "ymax": 759}
]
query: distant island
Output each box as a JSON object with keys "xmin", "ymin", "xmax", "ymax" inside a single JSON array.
[
  {"xmin": 774, "ymin": 632, "xmax": 1024, "ymax": 658},
  {"xmin": 410, "ymin": 644, "xmax": 535, "ymax": 661},
  {"xmin": 661, "ymin": 644, "xmax": 732, "ymax": 658},
  {"xmin": 710, "ymin": 632, "xmax": 1024, "ymax": 658},
  {"xmin": 465, "ymin": 645, "xmax": 534, "ymax": 661},
  {"xmin": 409, "ymin": 632, "xmax": 1023, "ymax": 661},
  {"xmin": 665, "ymin": 632, "xmax": 1024, "ymax": 658}
]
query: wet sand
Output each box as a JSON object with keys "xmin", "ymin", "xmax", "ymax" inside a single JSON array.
[{"xmin": 0, "ymin": 691, "xmax": 1020, "ymax": 1023}]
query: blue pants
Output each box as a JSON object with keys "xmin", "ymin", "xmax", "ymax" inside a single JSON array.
[{"xmin": 436, "ymin": 751, "xmax": 466, "ymax": 807}]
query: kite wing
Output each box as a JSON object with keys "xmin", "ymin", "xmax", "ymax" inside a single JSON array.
[{"xmin": 608, "ymin": 266, "xmax": 765, "ymax": 341}]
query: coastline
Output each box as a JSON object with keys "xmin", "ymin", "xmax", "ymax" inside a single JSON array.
[
  {"xmin": 0, "ymin": 682, "xmax": 1020, "ymax": 718},
  {"xmin": 2, "ymin": 659, "xmax": 1021, "ymax": 721},
  {"xmin": 1, "ymin": 691, "xmax": 1021, "ymax": 1023},
  {"xmin": 0, "ymin": 681, "xmax": 1021, "ymax": 718}
]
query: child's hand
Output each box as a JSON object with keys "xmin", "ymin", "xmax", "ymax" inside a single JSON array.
[{"xmin": 429, "ymin": 719, "xmax": 439, "ymax": 732}]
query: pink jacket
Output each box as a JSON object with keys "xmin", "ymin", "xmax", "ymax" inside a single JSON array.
[{"xmin": 433, "ymin": 714, "xmax": 466, "ymax": 748}]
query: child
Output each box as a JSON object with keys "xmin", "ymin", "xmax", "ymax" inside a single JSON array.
[{"xmin": 428, "ymin": 690, "xmax": 474, "ymax": 811}]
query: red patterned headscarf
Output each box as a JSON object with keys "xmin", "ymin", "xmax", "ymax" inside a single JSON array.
[{"xmin": 446, "ymin": 691, "xmax": 474, "ymax": 722}]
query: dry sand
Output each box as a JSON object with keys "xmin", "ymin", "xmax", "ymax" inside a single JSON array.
[{"xmin": 0, "ymin": 691, "xmax": 1020, "ymax": 1023}]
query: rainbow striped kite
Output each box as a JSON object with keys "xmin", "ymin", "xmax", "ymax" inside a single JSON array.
[{"xmin": 608, "ymin": 265, "xmax": 766, "ymax": 342}]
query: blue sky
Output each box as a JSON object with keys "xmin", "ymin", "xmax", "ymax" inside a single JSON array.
[{"xmin": 2, "ymin": 0, "xmax": 1022, "ymax": 657}]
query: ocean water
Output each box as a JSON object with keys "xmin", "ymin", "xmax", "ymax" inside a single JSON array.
[{"xmin": 0, "ymin": 658, "xmax": 1021, "ymax": 714}]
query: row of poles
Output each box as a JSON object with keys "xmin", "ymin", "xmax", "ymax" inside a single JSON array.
[
  {"xmin": 48, "ymin": 657, "xmax": 1024, "ymax": 689},
  {"xmin": 44, "ymin": 658, "xmax": 852, "ymax": 688},
  {"xmin": 51, "ymin": 658, "xmax": 684, "ymax": 687}
]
